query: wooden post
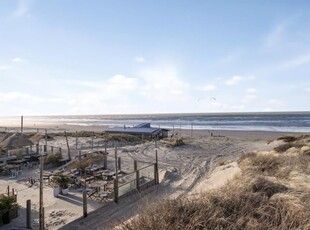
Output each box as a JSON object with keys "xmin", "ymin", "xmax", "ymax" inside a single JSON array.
[
  {"xmin": 155, "ymin": 150, "xmax": 159, "ymax": 184},
  {"xmin": 134, "ymin": 160, "xmax": 140, "ymax": 191},
  {"xmin": 42, "ymin": 207, "xmax": 45, "ymax": 230},
  {"xmin": 51, "ymin": 146, "xmax": 53, "ymax": 153},
  {"xmin": 21, "ymin": 116, "xmax": 23, "ymax": 134},
  {"xmin": 104, "ymin": 140, "xmax": 108, "ymax": 168},
  {"xmin": 36, "ymin": 144, "xmax": 39, "ymax": 154},
  {"xmin": 26, "ymin": 199, "xmax": 31, "ymax": 229},
  {"xmin": 114, "ymin": 178, "xmax": 118, "ymax": 204},
  {"xmin": 91, "ymin": 134, "xmax": 94, "ymax": 152},
  {"xmin": 105, "ymin": 140, "xmax": 107, "ymax": 153},
  {"xmin": 64, "ymin": 131, "xmax": 71, "ymax": 161},
  {"xmin": 39, "ymin": 154, "xmax": 44, "ymax": 230},
  {"xmin": 83, "ymin": 191, "xmax": 87, "ymax": 217},
  {"xmin": 59, "ymin": 147, "xmax": 62, "ymax": 154},
  {"xmin": 7, "ymin": 186, "xmax": 9, "ymax": 196},
  {"xmin": 75, "ymin": 131, "xmax": 78, "ymax": 150},
  {"xmin": 118, "ymin": 157, "xmax": 121, "ymax": 171},
  {"xmin": 45, "ymin": 129, "xmax": 47, "ymax": 147},
  {"xmin": 179, "ymin": 125, "xmax": 182, "ymax": 136},
  {"xmin": 191, "ymin": 123, "xmax": 193, "ymax": 137},
  {"xmin": 114, "ymin": 147, "xmax": 119, "ymax": 203},
  {"xmin": 103, "ymin": 155, "xmax": 107, "ymax": 169}
]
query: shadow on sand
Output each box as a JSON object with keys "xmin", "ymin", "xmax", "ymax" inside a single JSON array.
[{"xmin": 57, "ymin": 193, "xmax": 84, "ymax": 206}]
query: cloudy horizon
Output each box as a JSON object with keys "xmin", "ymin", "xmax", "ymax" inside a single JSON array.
[{"xmin": 1, "ymin": 1, "xmax": 310, "ymax": 116}]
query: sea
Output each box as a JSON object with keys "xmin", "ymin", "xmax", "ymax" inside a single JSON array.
[{"xmin": 1, "ymin": 112, "xmax": 310, "ymax": 133}]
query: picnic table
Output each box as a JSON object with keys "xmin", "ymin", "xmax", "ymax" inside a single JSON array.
[
  {"xmin": 89, "ymin": 181, "xmax": 107, "ymax": 191},
  {"xmin": 80, "ymin": 176, "xmax": 96, "ymax": 187},
  {"xmin": 101, "ymin": 169, "xmax": 115, "ymax": 180},
  {"xmin": 96, "ymin": 191, "xmax": 109, "ymax": 202}
]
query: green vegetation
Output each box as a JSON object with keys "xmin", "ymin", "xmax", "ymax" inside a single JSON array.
[
  {"xmin": 0, "ymin": 195, "xmax": 17, "ymax": 215},
  {"xmin": 107, "ymin": 133, "xmax": 141, "ymax": 142},
  {"xmin": 44, "ymin": 152, "xmax": 62, "ymax": 165},
  {"xmin": 51, "ymin": 175, "xmax": 71, "ymax": 189}
]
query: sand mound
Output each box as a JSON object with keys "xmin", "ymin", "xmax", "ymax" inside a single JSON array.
[
  {"xmin": 120, "ymin": 135, "xmax": 310, "ymax": 230},
  {"xmin": 0, "ymin": 132, "xmax": 34, "ymax": 149}
]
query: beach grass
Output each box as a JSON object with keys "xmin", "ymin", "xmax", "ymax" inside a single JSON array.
[{"xmin": 121, "ymin": 135, "xmax": 310, "ymax": 230}]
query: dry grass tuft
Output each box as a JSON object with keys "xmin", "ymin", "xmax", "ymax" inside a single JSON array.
[
  {"xmin": 107, "ymin": 134, "xmax": 141, "ymax": 142},
  {"xmin": 122, "ymin": 176, "xmax": 310, "ymax": 230},
  {"xmin": 250, "ymin": 177, "xmax": 288, "ymax": 198},
  {"xmin": 273, "ymin": 143, "xmax": 304, "ymax": 153},
  {"xmin": 277, "ymin": 136, "xmax": 298, "ymax": 142},
  {"xmin": 164, "ymin": 138, "xmax": 185, "ymax": 148},
  {"xmin": 239, "ymin": 152, "xmax": 284, "ymax": 177},
  {"xmin": 120, "ymin": 135, "xmax": 310, "ymax": 230}
]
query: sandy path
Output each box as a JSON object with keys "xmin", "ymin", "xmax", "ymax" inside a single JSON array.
[
  {"xmin": 1, "ymin": 126, "xmax": 285, "ymax": 230},
  {"xmin": 62, "ymin": 135, "xmax": 274, "ymax": 230}
]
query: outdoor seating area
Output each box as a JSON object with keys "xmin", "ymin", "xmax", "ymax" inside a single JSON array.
[{"xmin": 44, "ymin": 159, "xmax": 120, "ymax": 204}]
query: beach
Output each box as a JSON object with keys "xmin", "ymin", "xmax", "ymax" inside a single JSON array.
[{"xmin": 0, "ymin": 121, "xmax": 297, "ymax": 229}]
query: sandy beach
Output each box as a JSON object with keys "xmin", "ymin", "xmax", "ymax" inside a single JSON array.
[{"xmin": 0, "ymin": 122, "xmax": 308, "ymax": 229}]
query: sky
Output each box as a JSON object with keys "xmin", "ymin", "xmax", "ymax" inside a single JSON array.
[{"xmin": 0, "ymin": 0, "xmax": 310, "ymax": 116}]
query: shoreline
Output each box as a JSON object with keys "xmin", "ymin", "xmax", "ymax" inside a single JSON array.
[{"xmin": 0, "ymin": 123, "xmax": 308, "ymax": 140}]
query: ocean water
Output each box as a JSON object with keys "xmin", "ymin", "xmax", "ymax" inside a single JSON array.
[{"xmin": 0, "ymin": 112, "xmax": 310, "ymax": 132}]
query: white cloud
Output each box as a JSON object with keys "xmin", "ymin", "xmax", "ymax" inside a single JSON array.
[
  {"xmin": 107, "ymin": 74, "xmax": 138, "ymax": 90},
  {"xmin": 138, "ymin": 66, "xmax": 189, "ymax": 100},
  {"xmin": 12, "ymin": 0, "xmax": 33, "ymax": 18},
  {"xmin": 0, "ymin": 65, "xmax": 13, "ymax": 70},
  {"xmin": 225, "ymin": 75, "xmax": 255, "ymax": 85},
  {"xmin": 12, "ymin": 58, "xmax": 23, "ymax": 63},
  {"xmin": 50, "ymin": 69, "xmax": 191, "ymax": 114},
  {"xmin": 134, "ymin": 56, "xmax": 146, "ymax": 63},
  {"xmin": 63, "ymin": 75, "xmax": 140, "ymax": 114},
  {"xmin": 305, "ymin": 87, "xmax": 310, "ymax": 92},
  {"xmin": 198, "ymin": 84, "xmax": 216, "ymax": 92},
  {"xmin": 72, "ymin": 74, "xmax": 139, "ymax": 102},
  {"xmin": 246, "ymin": 88, "xmax": 257, "ymax": 93},
  {"xmin": 0, "ymin": 92, "xmax": 62, "ymax": 103}
]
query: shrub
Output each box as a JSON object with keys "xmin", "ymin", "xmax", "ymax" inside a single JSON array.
[
  {"xmin": 44, "ymin": 152, "xmax": 62, "ymax": 165},
  {"xmin": 277, "ymin": 136, "xmax": 298, "ymax": 142},
  {"xmin": 107, "ymin": 134, "xmax": 141, "ymax": 142},
  {"xmin": 51, "ymin": 175, "xmax": 71, "ymax": 189},
  {"xmin": 120, "ymin": 136, "xmax": 310, "ymax": 230},
  {"xmin": 0, "ymin": 195, "xmax": 18, "ymax": 215}
]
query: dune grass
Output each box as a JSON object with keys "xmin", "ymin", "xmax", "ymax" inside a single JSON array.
[{"xmin": 121, "ymin": 135, "xmax": 310, "ymax": 230}]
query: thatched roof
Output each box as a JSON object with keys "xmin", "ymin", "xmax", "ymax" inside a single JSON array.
[
  {"xmin": 31, "ymin": 133, "xmax": 54, "ymax": 142},
  {"xmin": 0, "ymin": 132, "xmax": 13, "ymax": 142},
  {"xmin": 0, "ymin": 132, "xmax": 34, "ymax": 149}
]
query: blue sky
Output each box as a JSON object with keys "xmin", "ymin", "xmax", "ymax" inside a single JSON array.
[{"xmin": 0, "ymin": 0, "xmax": 310, "ymax": 115}]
